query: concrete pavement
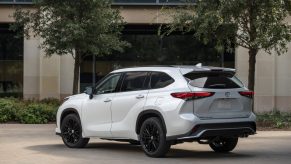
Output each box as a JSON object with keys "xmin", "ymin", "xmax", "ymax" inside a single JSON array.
[{"xmin": 0, "ymin": 124, "xmax": 290, "ymax": 164}]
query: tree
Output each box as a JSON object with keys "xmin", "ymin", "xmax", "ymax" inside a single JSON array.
[
  {"xmin": 163, "ymin": 0, "xmax": 291, "ymax": 91},
  {"xmin": 11, "ymin": 0, "xmax": 129, "ymax": 94}
]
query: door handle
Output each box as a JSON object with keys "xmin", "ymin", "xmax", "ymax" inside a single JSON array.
[
  {"xmin": 136, "ymin": 95, "xmax": 144, "ymax": 99},
  {"xmin": 104, "ymin": 98, "xmax": 112, "ymax": 102}
]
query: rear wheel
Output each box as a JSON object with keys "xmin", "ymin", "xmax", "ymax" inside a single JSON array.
[
  {"xmin": 61, "ymin": 114, "xmax": 89, "ymax": 148},
  {"xmin": 139, "ymin": 117, "xmax": 171, "ymax": 157},
  {"xmin": 209, "ymin": 137, "xmax": 238, "ymax": 153}
]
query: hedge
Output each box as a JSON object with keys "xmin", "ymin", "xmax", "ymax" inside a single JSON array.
[{"xmin": 0, "ymin": 98, "xmax": 60, "ymax": 124}]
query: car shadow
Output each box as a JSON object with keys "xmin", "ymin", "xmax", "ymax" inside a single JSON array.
[{"xmin": 25, "ymin": 141, "xmax": 255, "ymax": 159}]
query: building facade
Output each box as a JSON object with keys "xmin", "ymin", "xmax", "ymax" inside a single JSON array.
[{"xmin": 0, "ymin": 0, "xmax": 290, "ymax": 112}]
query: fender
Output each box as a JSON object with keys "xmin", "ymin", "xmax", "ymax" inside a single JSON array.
[{"xmin": 135, "ymin": 110, "xmax": 167, "ymax": 135}]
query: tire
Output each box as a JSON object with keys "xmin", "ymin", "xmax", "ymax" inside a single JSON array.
[
  {"xmin": 61, "ymin": 114, "xmax": 89, "ymax": 148},
  {"xmin": 139, "ymin": 117, "xmax": 171, "ymax": 157},
  {"xmin": 209, "ymin": 137, "xmax": 238, "ymax": 153}
]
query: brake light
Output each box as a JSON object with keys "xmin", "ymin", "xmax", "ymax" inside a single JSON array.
[
  {"xmin": 239, "ymin": 91, "xmax": 254, "ymax": 98},
  {"xmin": 171, "ymin": 92, "xmax": 214, "ymax": 100}
]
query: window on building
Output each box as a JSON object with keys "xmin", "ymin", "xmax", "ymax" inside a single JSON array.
[
  {"xmin": 80, "ymin": 24, "xmax": 235, "ymax": 92},
  {"xmin": 113, "ymin": 0, "xmax": 156, "ymax": 3},
  {"xmin": 112, "ymin": 0, "xmax": 195, "ymax": 4},
  {"xmin": 0, "ymin": 23, "xmax": 23, "ymax": 98},
  {"xmin": 0, "ymin": 0, "xmax": 32, "ymax": 3}
]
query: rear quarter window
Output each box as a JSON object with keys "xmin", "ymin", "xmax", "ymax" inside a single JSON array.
[
  {"xmin": 150, "ymin": 72, "xmax": 174, "ymax": 89},
  {"xmin": 184, "ymin": 72, "xmax": 244, "ymax": 89}
]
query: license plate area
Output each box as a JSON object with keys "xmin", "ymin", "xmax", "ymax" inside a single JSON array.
[{"xmin": 217, "ymin": 98, "xmax": 232, "ymax": 109}]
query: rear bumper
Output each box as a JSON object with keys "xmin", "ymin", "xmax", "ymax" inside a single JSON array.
[{"xmin": 167, "ymin": 121, "xmax": 256, "ymax": 141}]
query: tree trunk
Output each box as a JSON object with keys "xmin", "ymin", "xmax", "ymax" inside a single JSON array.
[
  {"xmin": 72, "ymin": 50, "xmax": 81, "ymax": 94},
  {"xmin": 248, "ymin": 48, "xmax": 258, "ymax": 91}
]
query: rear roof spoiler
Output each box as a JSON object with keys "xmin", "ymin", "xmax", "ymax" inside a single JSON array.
[{"xmin": 179, "ymin": 65, "xmax": 236, "ymax": 75}]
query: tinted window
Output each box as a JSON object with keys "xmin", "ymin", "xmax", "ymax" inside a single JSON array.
[
  {"xmin": 120, "ymin": 72, "xmax": 148, "ymax": 92},
  {"xmin": 95, "ymin": 74, "xmax": 121, "ymax": 94},
  {"xmin": 150, "ymin": 72, "xmax": 174, "ymax": 89},
  {"xmin": 185, "ymin": 72, "xmax": 244, "ymax": 89}
]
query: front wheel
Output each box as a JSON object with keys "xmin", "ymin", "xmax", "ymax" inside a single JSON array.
[
  {"xmin": 209, "ymin": 137, "xmax": 238, "ymax": 153},
  {"xmin": 139, "ymin": 117, "xmax": 171, "ymax": 157},
  {"xmin": 61, "ymin": 114, "xmax": 89, "ymax": 148}
]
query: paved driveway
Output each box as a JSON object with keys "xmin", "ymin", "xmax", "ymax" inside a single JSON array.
[{"xmin": 0, "ymin": 124, "xmax": 290, "ymax": 164}]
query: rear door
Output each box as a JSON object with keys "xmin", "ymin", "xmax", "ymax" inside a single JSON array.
[
  {"xmin": 184, "ymin": 71, "xmax": 253, "ymax": 119},
  {"xmin": 110, "ymin": 71, "xmax": 149, "ymax": 137}
]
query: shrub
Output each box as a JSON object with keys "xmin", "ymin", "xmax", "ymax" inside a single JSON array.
[
  {"xmin": 0, "ymin": 98, "xmax": 59, "ymax": 124},
  {"xmin": 256, "ymin": 111, "xmax": 291, "ymax": 129},
  {"xmin": 39, "ymin": 98, "xmax": 61, "ymax": 106},
  {"xmin": 0, "ymin": 98, "xmax": 21, "ymax": 123},
  {"xmin": 16, "ymin": 103, "xmax": 58, "ymax": 124}
]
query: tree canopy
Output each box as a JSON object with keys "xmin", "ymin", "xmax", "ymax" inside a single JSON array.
[
  {"xmin": 164, "ymin": 0, "xmax": 291, "ymax": 91},
  {"xmin": 11, "ymin": 0, "xmax": 129, "ymax": 94}
]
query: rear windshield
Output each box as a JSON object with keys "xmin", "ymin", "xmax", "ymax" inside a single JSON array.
[{"xmin": 184, "ymin": 72, "xmax": 244, "ymax": 89}]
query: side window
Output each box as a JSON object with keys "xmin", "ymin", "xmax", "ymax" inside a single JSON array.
[
  {"xmin": 95, "ymin": 74, "xmax": 121, "ymax": 94},
  {"xmin": 150, "ymin": 72, "xmax": 174, "ymax": 89},
  {"xmin": 120, "ymin": 72, "xmax": 148, "ymax": 92}
]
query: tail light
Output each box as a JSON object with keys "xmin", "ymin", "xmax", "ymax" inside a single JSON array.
[
  {"xmin": 239, "ymin": 91, "xmax": 254, "ymax": 98},
  {"xmin": 171, "ymin": 92, "xmax": 214, "ymax": 100}
]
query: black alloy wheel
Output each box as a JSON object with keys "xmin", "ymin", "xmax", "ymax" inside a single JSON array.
[
  {"xmin": 140, "ymin": 117, "xmax": 171, "ymax": 157},
  {"xmin": 61, "ymin": 114, "xmax": 89, "ymax": 148}
]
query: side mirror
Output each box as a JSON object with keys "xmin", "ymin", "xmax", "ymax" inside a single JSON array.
[{"xmin": 85, "ymin": 86, "xmax": 94, "ymax": 99}]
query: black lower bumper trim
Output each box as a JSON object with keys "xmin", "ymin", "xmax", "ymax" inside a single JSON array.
[{"xmin": 167, "ymin": 122, "xmax": 256, "ymax": 141}]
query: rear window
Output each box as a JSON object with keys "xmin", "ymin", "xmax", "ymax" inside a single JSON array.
[{"xmin": 184, "ymin": 72, "xmax": 244, "ymax": 89}]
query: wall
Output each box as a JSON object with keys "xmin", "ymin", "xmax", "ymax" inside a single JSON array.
[
  {"xmin": 0, "ymin": 6, "xmax": 74, "ymax": 100},
  {"xmin": 1, "ymin": 6, "xmax": 291, "ymax": 113},
  {"xmin": 236, "ymin": 44, "xmax": 291, "ymax": 113}
]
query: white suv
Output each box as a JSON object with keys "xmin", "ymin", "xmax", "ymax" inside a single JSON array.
[{"xmin": 56, "ymin": 65, "xmax": 256, "ymax": 157}]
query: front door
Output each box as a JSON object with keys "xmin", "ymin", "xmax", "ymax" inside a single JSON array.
[{"xmin": 82, "ymin": 73, "xmax": 121, "ymax": 137}]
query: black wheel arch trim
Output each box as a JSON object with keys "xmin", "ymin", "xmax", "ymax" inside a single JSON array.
[
  {"xmin": 136, "ymin": 110, "xmax": 167, "ymax": 135},
  {"xmin": 60, "ymin": 108, "xmax": 81, "ymax": 125}
]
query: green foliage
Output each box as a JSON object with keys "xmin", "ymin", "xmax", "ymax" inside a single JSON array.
[
  {"xmin": 257, "ymin": 111, "xmax": 291, "ymax": 129},
  {"xmin": 11, "ymin": 0, "xmax": 129, "ymax": 57},
  {"xmin": 0, "ymin": 98, "xmax": 58, "ymax": 124},
  {"xmin": 164, "ymin": 0, "xmax": 291, "ymax": 54},
  {"xmin": 0, "ymin": 98, "xmax": 20, "ymax": 123},
  {"xmin": 10, "ymin": 0, "xmax": 130, "ymax": 94},
  {"xmin": 39, "ymin": 98, "xmax": 61, "ymax": 106},
  {"xmin": 16, "ymin": 103, "xmax": 57, "ymax": 124},
  {"xmin": 163, "ymin": 0, "xmax": 291, "ymax": 91}
]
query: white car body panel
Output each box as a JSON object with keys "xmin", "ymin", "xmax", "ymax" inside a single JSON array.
[
  {"xmin": 82, "ymin": 93, "xmax": 115, "ymax": 137},
  {"xmin": 56, "ymin": 66, "xmax": 256, "ymax": 141},
  {"xmin": 110, "ymin": 90, "xmax": 149, "ymax": 139}
]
